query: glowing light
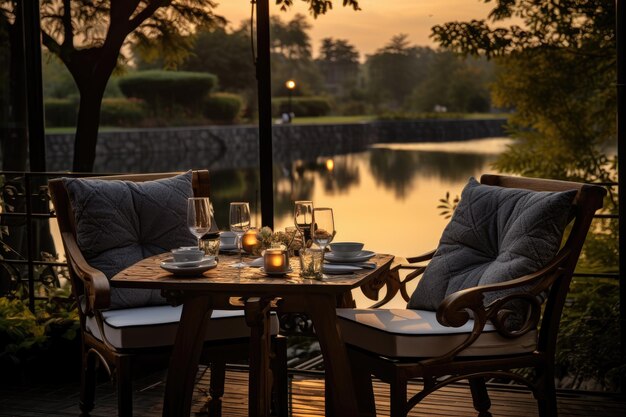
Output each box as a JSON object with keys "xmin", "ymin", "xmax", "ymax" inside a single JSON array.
[
  {"xmin": 326, "ymin": 159, "xmax": 334, "ymax": 171},
  {"xmin": 286, "ymin": 80, "xmax": 296, "ymax": 90}
]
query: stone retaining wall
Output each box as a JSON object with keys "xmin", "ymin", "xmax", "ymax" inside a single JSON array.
[{"xmin": 45, "ymin": 118, "xmax": 506, "ymax": 172}]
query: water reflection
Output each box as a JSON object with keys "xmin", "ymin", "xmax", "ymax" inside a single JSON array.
[
  {"xmin": 369, "ymin": 148, "xmax": 490, "ymax": 199},
  {"xmin": 206, "ymin": 138, "xmax": 511, "ymax": 235}
]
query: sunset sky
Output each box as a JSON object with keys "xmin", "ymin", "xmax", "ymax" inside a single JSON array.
[{"xmin": 216, "ymin": 0, "xmax": 496, "ymax": 58}]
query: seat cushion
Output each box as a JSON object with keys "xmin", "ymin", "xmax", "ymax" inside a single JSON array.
[
  {"xmin": 337, "ymin": 308, "xmax": 536, "ymax": 358},
  {"xmin": 63, "ymin": 172, "xmax": 197, "ymax": 309},
  {"xmin": 86, "ymin": 305, "xmax": 280, "ymax": 349},
  {"xmin": 408, "ymin": 177, "xmax": 576, "ymax": 312}
]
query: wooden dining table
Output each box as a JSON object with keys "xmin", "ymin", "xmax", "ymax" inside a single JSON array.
[{"xmin": 111, "ymin": 252, "xmax": 394, "ymax": 417}]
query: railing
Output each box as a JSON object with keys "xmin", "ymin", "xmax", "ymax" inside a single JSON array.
[{"xmin": 0, "ymin": 171, "xmax": 102, "ymax": 311}]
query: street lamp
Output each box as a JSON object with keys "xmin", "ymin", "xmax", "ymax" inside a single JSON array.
[{"xmin": 285, "ymin": 79, "xmax": 296, "ymax": 123}]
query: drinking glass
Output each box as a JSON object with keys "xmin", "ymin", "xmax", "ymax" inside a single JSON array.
[
  {"xmin": 187, "ymin": 197, "xmax": 212, "ymax": 249},
  {"xmin": 311, "ymin": 207, "xmax": 335, "ymax": 257},
  {"xmin": 229, "ymin": 202, "xmax": 251, "ymax": 268},
  {"xmin": 294, "ymin": 200, "xmax": 314, "ymax": 244}
]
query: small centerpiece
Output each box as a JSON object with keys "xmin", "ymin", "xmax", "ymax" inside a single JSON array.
[{"xmin": 254, "ymin": 226, "xmax": 303, "ymax": 256}]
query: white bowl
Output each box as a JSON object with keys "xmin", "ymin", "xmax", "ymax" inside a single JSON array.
[
  {"xmin": 220, "ymin": 231, "xmax": 238, "ymax": 246},
  {"xmin": 330, "ymin": 242, "xmax": 364, "ymax": 258},
  {"xmin": 171, "ymin": 248, "xmax": 204, "ymax": 262}
]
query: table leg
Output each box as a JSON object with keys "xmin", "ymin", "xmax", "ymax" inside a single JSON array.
[
  {"xmin": 245, "ymin": 297, "xmax": 273, "ymax": 417},
  {"xmin": 305, "ymin": 293, "xmax": 359, "ymax": 417},
  {"xmin": 163, "ymin": 295, "xmax": 213, "ymax": 417}
]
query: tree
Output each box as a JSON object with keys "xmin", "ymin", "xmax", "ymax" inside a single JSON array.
[
  {"xmin": 366, "ymin": 34, "xmax": 432, "ymax": 110},
  {"xmin": 316, "ymin": 38, "xmax": 360, "ymax": 96},
  {"xmin": 180, "ymin": 25, "xmax": 255, "ymax": 92},
  {"xmin": 38, "ymin": 0, "xmax": 360, "ymax": 172},
  {"xmin": 270, "ymin": 14, "xmax": 322, "ymax": 97},
  {"xmin": 431, "ymin": 0, "xmax": 615, "ymax": 184},
  {"xmin": 431, "ymin": 0, "xmax": 619, "ymax": 390},
  {"xmin": 410, "ymin": 51, "xmax": 493, "ymax": 113}
]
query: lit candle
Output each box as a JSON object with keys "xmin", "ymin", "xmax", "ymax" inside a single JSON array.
[
  {"xmin": 242, "ymin": 229, "xmax": 258, "ymax": 253},
  {"xmin": 264, "ymin": 248, "xmax": 287, "ymax": 273}
]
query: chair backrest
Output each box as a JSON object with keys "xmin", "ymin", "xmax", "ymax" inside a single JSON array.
[
  {"xmin": 479, "ymin": 174, "xmax": 606, "ymax": 354},
  {"xmin": 48, "ymin": 170, "xmax": 211, "ymax": 315}
]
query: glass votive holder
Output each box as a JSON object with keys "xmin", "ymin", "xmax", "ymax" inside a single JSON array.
[
  {"xmin": 299, "ymin": 247, "xmax": 323, "ymax": 280},
  {"xmin": 200, "ymin": 232, "xmax": 221, "ymax": 260},
  {"xmin": 263, "ymin": 247, "xmax": 289, "ymax": 273},
  {"xmin": 242, "ymin": 228, "xmax": 258, "ymax": 253}
]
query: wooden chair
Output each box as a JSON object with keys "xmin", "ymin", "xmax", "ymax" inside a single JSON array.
[
  {"xmin": 49, "ymin": 171, "xmax": 287, "ymax": 417},
  {"xmin": 337, "ymin": 174, "xmax": 606, "ymax": 417}
]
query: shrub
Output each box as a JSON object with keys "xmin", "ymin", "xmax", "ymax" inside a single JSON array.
[
  {"xmin": 100, "ymin": 98, "xmax": 145, "ymax": 127},
  {"xmin": 118, "ymin": 70, "xmax": 217, "ymax": 115},
  {"xmin": 202, "ymin": 93, "xmax": 242, "ymax": 123},
  {"xmin": 272, "ymin": 96, "xmax": 331, "ymax": 117},
  {"xmin": 44, "ymin": 98, "xmax": 77, "ymax": 127}
]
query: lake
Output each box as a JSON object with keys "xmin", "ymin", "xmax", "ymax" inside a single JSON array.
[{"xmin": 206, "ymin": 136, "xmax": 514, "ymax": 308}]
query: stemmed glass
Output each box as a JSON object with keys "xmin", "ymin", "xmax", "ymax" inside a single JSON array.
[
  {"xmin": 229, "ymin": 202, "xmax": 251, "ymax": 268},
  {"xmin": 187, "ymin": 197, "xmax": 212, "ymax": 249},
  {"xmin": 311, "ymin": 207, "xmax": 335, "ymax": 259},
  {"xmin": 294, "ymin": 200, "xmax": 314, "ymax": 244}
]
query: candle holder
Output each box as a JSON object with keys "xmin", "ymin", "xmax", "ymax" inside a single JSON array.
[
  {"xmin": 242, "ymin": 228, "xmax": 258, "ymax": 253},
  {"xmin": 263, "ymin": 246, "xmax": 290, "ymax": 274}
]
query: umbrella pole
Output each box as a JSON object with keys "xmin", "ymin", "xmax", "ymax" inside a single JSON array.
[{"xmin": 256, "ymin": 0, "xmax": 274, "ymax": 229}]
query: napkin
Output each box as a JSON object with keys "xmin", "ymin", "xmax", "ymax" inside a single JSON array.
[{"xmin": 247, "ymin": 257, "xmax": 264, "ymax": 268}]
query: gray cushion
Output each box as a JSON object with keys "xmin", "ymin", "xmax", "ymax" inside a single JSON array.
[
  {"xmin": 408, "ymin": 177, "xmax": 576, "ymax": 313},
  {"xmin": 64, "ymin": 172, "xmax": 196, "ymax": 309}
]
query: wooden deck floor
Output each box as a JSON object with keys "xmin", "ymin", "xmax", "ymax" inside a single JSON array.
[{"xmin": 0, "ymin": 367, "xmax": 623, "ymax": 417}]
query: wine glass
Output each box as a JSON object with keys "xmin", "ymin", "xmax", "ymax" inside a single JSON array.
[
  {"xmin": 229, "ymin": 202, "xmax": 251, "ymax": 268},
  {"xmin": 294, "ymin": 200, "xmax": 314, "ymax": 244},
  {"xmin": 311, "ymin": 207, "xmax": 335, "ymax": 257},
  {"xmin": 187, "ymin": 197, "xmax": 212, "ymax": 249}
]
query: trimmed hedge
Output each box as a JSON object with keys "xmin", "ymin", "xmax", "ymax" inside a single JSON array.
[
  {"xmin": 203, "ymin": 93, "xmax": 242, "ymax": 123},
  {"xmin": 44, "ymin": 99, "xmax": 76, "ymax": 127},
  {"xmin": 117, "ymin": 70, "xmax": 217, "ymax": 114},
  {"xmin": 272, "ymin": 97, "xmax": 331, "ymax": 117},
  {"xmin": 100, "ymin": 98, "xmax": 145, "ymax": 126}
]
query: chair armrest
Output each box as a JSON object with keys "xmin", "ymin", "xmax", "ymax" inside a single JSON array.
[
  {"xmin": 417, "ymin": 250, "xmax": 570, "ymax": 366},
  {"xmin": 62, "ymin": 232, "xmax": 111, "ymax": 314},
  {"xmin": 404, "ymin": 249, "xmax": 436, "ymax": 264},
  {"xmin": 437, "ymin": 249, "xmax": 571, "ymax": 336}
]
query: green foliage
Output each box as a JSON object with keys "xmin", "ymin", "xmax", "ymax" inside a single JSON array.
[
  {"xmin": 44, "ymin": 98, "xmax": 77, "ymax": 127},
  {"xmin": 118, "ymin": 70, "xmax": 217, "ymax": 116},
  {"xmin": 42, "ymin": 52, "xmax": 78, "ymax": 99},
  {"xmin": 178, "ymin": 26, "xmax": 255, "ymax": 92},
  {"xmin": 0, "ymin": 298, "xmax": 46, "ymax": 360},
  {"xmin": 431, "ymin": 0, "xmax": 619, "ymax": 391},
  {"xmin": 437, "ymin": 192, "xmax": 460, "ymax": 219},
  {"xmin": 366, "ymin": 35, "xmax": 430, "ymax": 110},
  {"xmin": 276, "ymin": 0, "xmax": 360, "ymax": 16},
  {"xmin": 410, "ymin": 53, "xmax": 493, "ymax": 113},
  {"xmin": 202, "ymin": 93, "xmax": 243, "ymax": 123},
  {"xmin": 273, "ymin": 96, "xmax": 331, "ymax": 117},
  {"xmin": 557, "ymin": 279, "xmax": 623, "ymax": 390},
  {"xmin": 100, "ymin": 98, "xmax": 145, "ymax": 127}
]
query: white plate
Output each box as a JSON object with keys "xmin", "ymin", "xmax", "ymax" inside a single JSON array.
[
  {"xmin": 325, "ymin": 250, "xmax": 375, "ymax": 264},
  {"xmin": 260, "ymin": 267, "xmax": 293, "ymax": 276},
  {"xmin": 160, "ymin": 259, "xmax": 217, "ymax": 276},
  {"xmin": 161, "ymin": 256, "xmax": 215, "ymax": 268}
]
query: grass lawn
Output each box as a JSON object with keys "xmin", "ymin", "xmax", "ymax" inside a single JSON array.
[{"xmin": 44, "ymin": 113, "xmax": 509, "ymax": 134}]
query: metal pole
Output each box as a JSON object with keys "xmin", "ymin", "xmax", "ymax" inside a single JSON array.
[
  {"xmin": 22, "ymin": 0, "xmax": 46, "ymax": 172},
  {"xmin": 617, "ymin": 0, "xmax": 626, "ymax": 394},
  {"xmin": 256, "ymin": 0, "xmax": 274, "ymax": 229}
]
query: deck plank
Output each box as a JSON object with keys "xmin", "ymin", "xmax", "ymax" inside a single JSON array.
[{"xmin": 0, "ymin": 367, "xmax": 624, "ymax": 417}]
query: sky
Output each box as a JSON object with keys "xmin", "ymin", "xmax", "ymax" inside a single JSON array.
[{"xmin": 215, "ymin": 0, "xmax": 496, "ymax": 58}]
